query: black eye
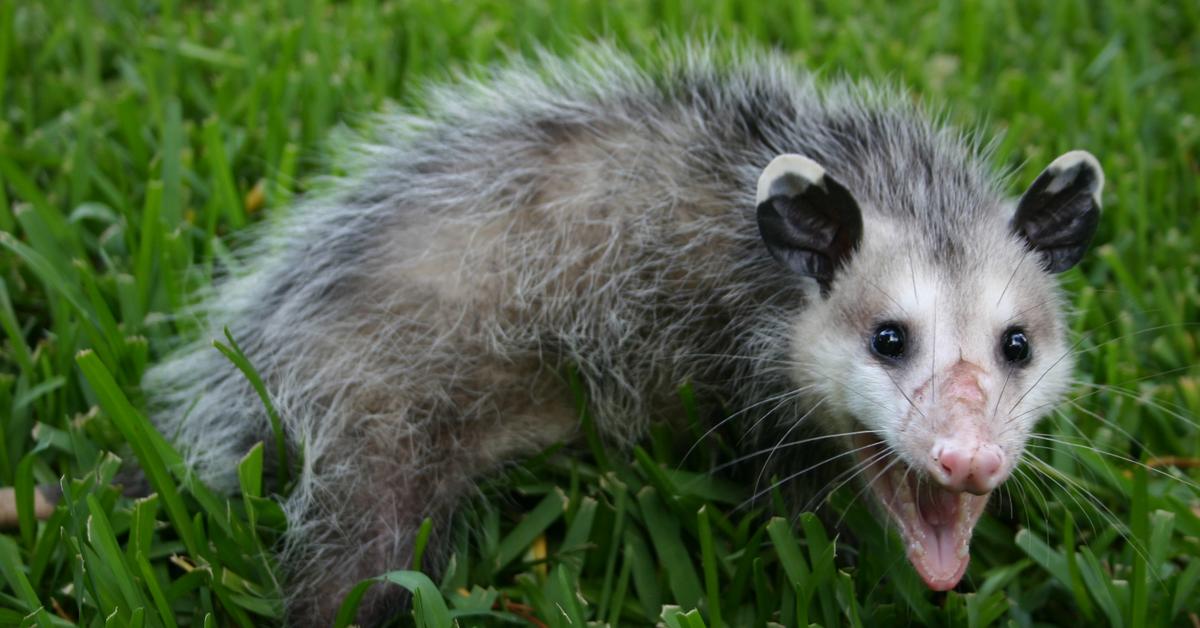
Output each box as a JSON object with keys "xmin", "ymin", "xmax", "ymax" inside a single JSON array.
[
  {"xmin": 1001, "ymin": 328, "xmax": 1031, "ymax": 364},
  {"xmin": 871, "ymin": 323, "xmax": 906, "ymax": 360}
]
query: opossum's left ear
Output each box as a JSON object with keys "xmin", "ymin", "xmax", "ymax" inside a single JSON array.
[
  {"xmin": 756, "ymin": 154, "xmax": 863, "ymax": 292},
  {"xmin": 1011, "ymin": 150, "xmax": 1104, "ymax": 273}
]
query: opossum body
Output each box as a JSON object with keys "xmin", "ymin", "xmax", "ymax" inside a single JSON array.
[{"xmin": 145, "ymin": 45, "xmax": 1102, "ymax": 625}]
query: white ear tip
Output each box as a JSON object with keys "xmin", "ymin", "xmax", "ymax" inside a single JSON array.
[
  {"xmin": 756, "ymin": 154, "xmax": 826, "ymax": 204},
  {"xmin": 1048, "ymin": 150, "xmax": 1100, "ymax": 175},
  {"xmin": 1048, "ymin": 150, "xmax": 1104, "ymax": 204}
]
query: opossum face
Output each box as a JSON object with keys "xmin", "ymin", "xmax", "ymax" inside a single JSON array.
[{"xmin": 757, "ymin": 151, "xmax": 1103, "ymax": 590}]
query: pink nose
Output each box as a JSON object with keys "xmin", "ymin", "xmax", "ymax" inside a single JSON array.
[{"xmin": 929, "ymin": 439, "xmax": 1005, "ymax": 494}]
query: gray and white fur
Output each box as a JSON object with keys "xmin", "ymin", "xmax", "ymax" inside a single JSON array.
[{"xmin": 145, "ymin": 43, "xmax": 1103, "ymax": 625}]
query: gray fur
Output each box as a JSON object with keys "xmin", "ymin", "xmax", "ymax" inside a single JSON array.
[{"xmin": 145, "ymin": 43, "xmax": 1084, "ymax": 624}]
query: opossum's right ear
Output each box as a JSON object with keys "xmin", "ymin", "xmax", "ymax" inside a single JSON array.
[
  {"xmin": 1011, "ymin": 150, "xmax": 1104, "ymax": 273},
  {"xmin": 756, "ymin": 154, "xmax": 863, "ymax": 292}
]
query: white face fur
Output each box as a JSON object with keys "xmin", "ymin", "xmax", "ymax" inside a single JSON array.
[{"xmin": 756, "ymin": 151, "xmax": 1104, "ymax": 590}]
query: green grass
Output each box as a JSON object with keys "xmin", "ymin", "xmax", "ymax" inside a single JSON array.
[{"xmin": 1, "ymin": 0, "xmax": 1198, "ymax": 625}]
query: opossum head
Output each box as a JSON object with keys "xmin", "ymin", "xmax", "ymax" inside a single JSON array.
[{"xmin": 756, "ymin": 150, "xmax": 1103, "ymax": 590}]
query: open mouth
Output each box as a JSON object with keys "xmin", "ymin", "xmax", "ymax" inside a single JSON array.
[{"xmin": 852, "ymin": 433, "xmax": 990, "ymax": 590}]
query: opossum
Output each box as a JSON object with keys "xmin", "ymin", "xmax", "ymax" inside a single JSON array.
[{"xmin": 142, "ymin": 45, "xmax": 1103, "ymax": 625}]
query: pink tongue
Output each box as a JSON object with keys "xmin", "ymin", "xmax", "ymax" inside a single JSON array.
[{"xmin": 905, "ymin": 484, "xmax": 969, "ymax": 589}]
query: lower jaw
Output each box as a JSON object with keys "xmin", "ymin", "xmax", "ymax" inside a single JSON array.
[{"xmin": 852, "ymin": 434, "xmax": 991, "ymax": 590}]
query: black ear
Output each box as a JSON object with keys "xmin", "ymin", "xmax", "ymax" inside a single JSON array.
[
  {"xmin": 1011, "ymin": 150, "xmax": 1104, "ymax": 273},
  {"xmin": 756, "ymin": 154, "xmax": 863, "ymax": 292}
]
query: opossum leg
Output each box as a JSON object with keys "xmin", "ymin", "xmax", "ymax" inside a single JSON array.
[
  {"xmin": 281, "ymin": 456, "xmax": 466, "ymax": 626},
  {"xmin": 285, "ymin": 394, "xmax": 579, "ymax": 626}
]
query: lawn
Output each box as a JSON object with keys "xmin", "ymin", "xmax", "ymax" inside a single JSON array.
[{"xmin": 1, "ymin": 0, "xmax": 1198, "ymax": 626}]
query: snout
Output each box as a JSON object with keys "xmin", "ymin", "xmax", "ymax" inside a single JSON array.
[{"xmin": 928, "ymin": 439, "xmax": 1005, "ymax": 495}]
